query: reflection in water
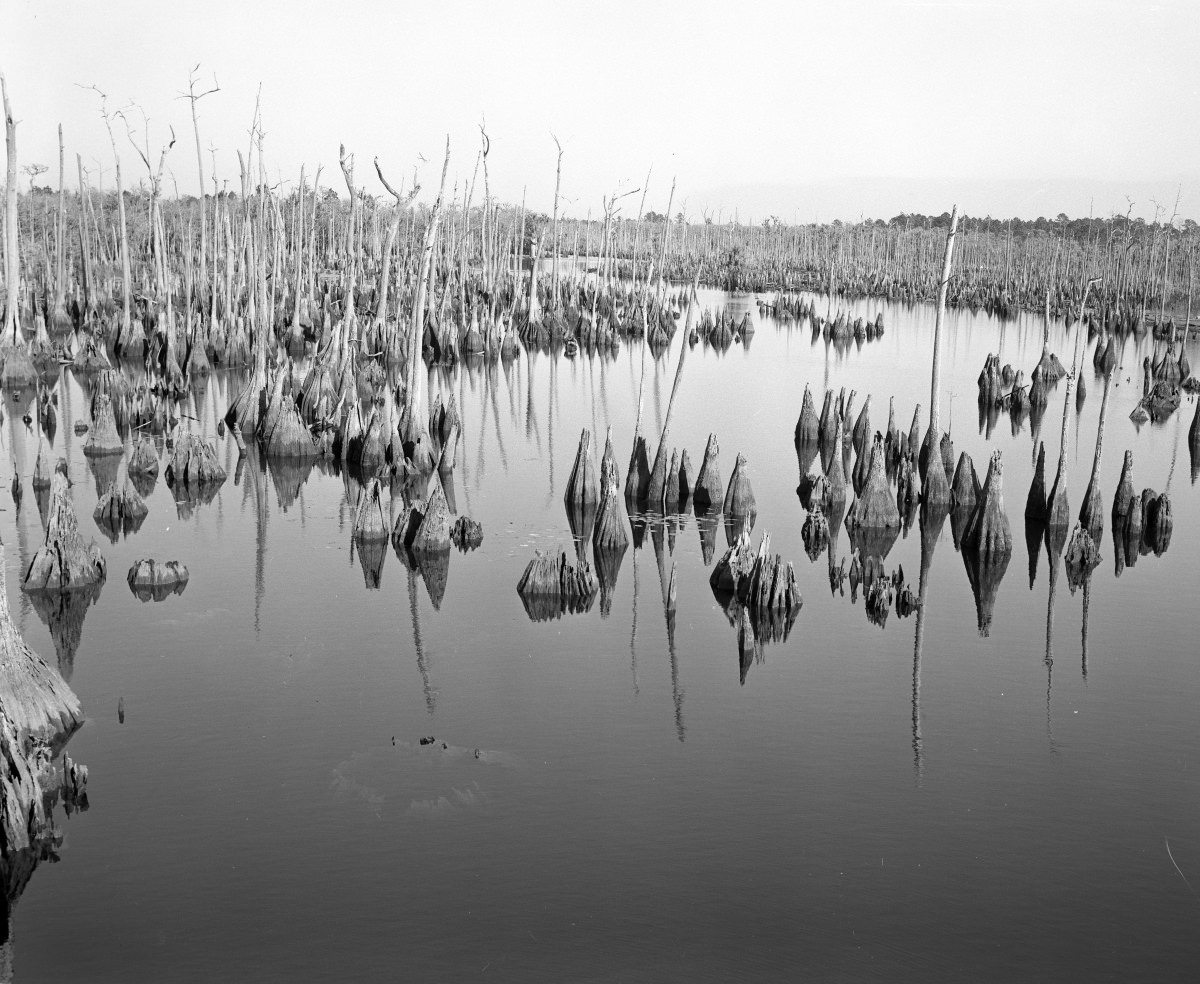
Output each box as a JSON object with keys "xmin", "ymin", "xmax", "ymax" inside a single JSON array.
[
  {"xmin": 651, "ymin": 514, "xmax": 685, "ymax": 741},
  {"xmin": 912, "ymin": 502, "xmax": 948, "ymax": 783},
  {"xmin": 1043, "ymin": 520, "xmax": 1063, "ymax": 749},
  {"xmin": 26, "ymin": 584, "xmax": 103, "ymax": 682},
  {"xmin": 405, "ymin": 567, "xmax": 437, "ymax": 715}
]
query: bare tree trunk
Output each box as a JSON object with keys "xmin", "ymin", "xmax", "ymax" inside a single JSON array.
[
  {"xmin": 290, "ymin": 165, "xmax": 305, "ymax": 336},
  {"xmin": 406, "ymin": 137, "xmax": 451, "ymax": 421},
  {"xmin": 550, "ymin": 135, "xmax": 563, "ymax": 307},
  {"xmin": 55, "ymin": 124, "xmax": 66, "ymax": 310},
  {"xmin": 374, "ymin": 158, "xmax": 419, "ymax": 325},
  {"xmin": 928, "ymin": 206, "xmax": 959, "ymax": 438},
  {"xmin": 656, "ymin": 178, "xmax": 676, "ymax": 300},
  {"xmin": 2, "ymin": 72, "xmax": 18, "ymax": 341},
  {"xmin": 75, "ymin": 154, "xmax": 92, "ymax": 315}
]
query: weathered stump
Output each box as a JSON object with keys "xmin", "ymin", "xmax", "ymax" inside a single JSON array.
[
  {"xmin": 693, "ymin": 433, "xmax": 723, "ymax": 511},
  {"xmin": 23, "ymin": 474, "xmax": 106, "ymax": 593},
  {"xmin": 795, "ymin": 384, "xmax": 820, "ymax": 444},
  {"xmin": 851, "ymin": 436, "xmax": 899, "ymax": 530},
  {"xmin": 564, "ymin": 428, "xmax": 600, "ymax": 510},
  {"xmin": 83, "ymin": 393, "xmax": 123, "ymax": 457},
  {"xmin": 126, "ymin": 559, "xmax": 189, "ymax": 602},
  {"xmin": 963, "ymin": 450, "xmax": 1012, "ymax": 563},
  {"xmin": 93, "ymin": 481, "xmax": 148, "ymax": 542}
]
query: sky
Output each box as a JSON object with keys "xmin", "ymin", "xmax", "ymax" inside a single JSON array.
[{"xmin": 3, "ymin": 0, "xmax": 1198, "ymax": 222}]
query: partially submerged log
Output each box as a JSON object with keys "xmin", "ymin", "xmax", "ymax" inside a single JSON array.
[
  {"xmin": 126, "ymin": 559, "xmax": 189, "ymax": 602},
  {"xmin": 22, "ymin": 474, "xmax": 106, "ymax": 592}
]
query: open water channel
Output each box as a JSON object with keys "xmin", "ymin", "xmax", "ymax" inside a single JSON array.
[{"xmin": 3, "ymin": 289, "xmax": 1198, "ymax": 981}]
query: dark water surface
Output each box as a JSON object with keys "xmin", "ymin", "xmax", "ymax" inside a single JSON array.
[{"xmin": 4, "ymin": 291, "xmax": 1199, "ymax": 982}]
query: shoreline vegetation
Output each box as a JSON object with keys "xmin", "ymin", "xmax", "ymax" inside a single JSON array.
[{"xmin": 0, "ymin": 68, "xmax": 1196, "ymax": 341}]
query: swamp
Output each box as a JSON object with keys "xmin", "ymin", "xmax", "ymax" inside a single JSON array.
[{"xmin": 1, "ymin": 54, "xmax": 1200, "ymax": 982}]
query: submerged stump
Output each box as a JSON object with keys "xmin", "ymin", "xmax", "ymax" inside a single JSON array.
[
  {"xmin": 564, "ymin": 428, "xmax": 600, "ymax": 510},
  {"xmin": 852, "ymin": 437, "xmax": 900, "ymax": 530},
  {"xmin": 23, "ymin": 474, "xmax": 106, "ymax": 593},
  {"xmin": 963, "ymin": 450, "xmax": 1013, "ymax": 563},
  {"xmin": 516, "ymin": 550, "xmax": 599, "ymax": 621},
  {"xmin": 126, "ymin": 559, "xmax": 190, "ymax": 602},
  {"xmin": 82, "ymin": 393, "xmax": 123, "ymax": 458},
  {"xmin": 93, "ymin": 481, "xmax": 149, "ymax": 542},
  {"xmin": 693, "ymin": 433, "xmax": 723, "ymax": 511}
]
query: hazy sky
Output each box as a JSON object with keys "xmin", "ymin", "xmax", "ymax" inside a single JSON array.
[{"xmin": 4, "ymin": 0, "xmax": 1198, "ymax": 221}]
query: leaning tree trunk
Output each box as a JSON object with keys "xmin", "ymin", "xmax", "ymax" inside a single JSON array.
[{"xmin": 646, "ymin": 269, "xmax": 700, "ymax": 507}]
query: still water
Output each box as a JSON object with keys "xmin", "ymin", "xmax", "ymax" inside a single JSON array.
[{"xmin": 4, "ymin": 291, "xmax": 1199, "ymax": 981}]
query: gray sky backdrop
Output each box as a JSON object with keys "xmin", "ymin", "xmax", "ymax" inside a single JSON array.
[{"xmin": 4, "ymin": 0, "xmax": 1198, "ymax": 221}]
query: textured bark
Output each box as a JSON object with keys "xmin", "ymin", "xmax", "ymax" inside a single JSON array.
[
  {"xmin": 1, "ymin": 543, "xmax": 84, "ymax": 741},
  {"xmin": 795, "ymin": 384, "xmax": 819, "ymax": 444},
  {"xmin": 23, "ymin": 474, "xmax": 106, "ymax": 593},
  {"xmin": 126, "ymin": 559, "xmax": 189, "ymax": 601},
  {"xmin": 564, "ymin": 429, "xmax": 600, "ymax": 509},
  {"xmin": 963, "ymin": 450, "xmax": 1013, "ymax": 562},
  {"xmin": 693, "ymin": 433, "xmax": 723, "ymax": 511},
  {"xmin": 93, "ymin": 481, "xmax": 148, "ymax": 542},
  {"xmin": 722, "ymin": 453, "xmax": 756, "ymax": 523},
  {"xmin": 852, "ymin": 437, "xmax": 899, "ymax": 530}
]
